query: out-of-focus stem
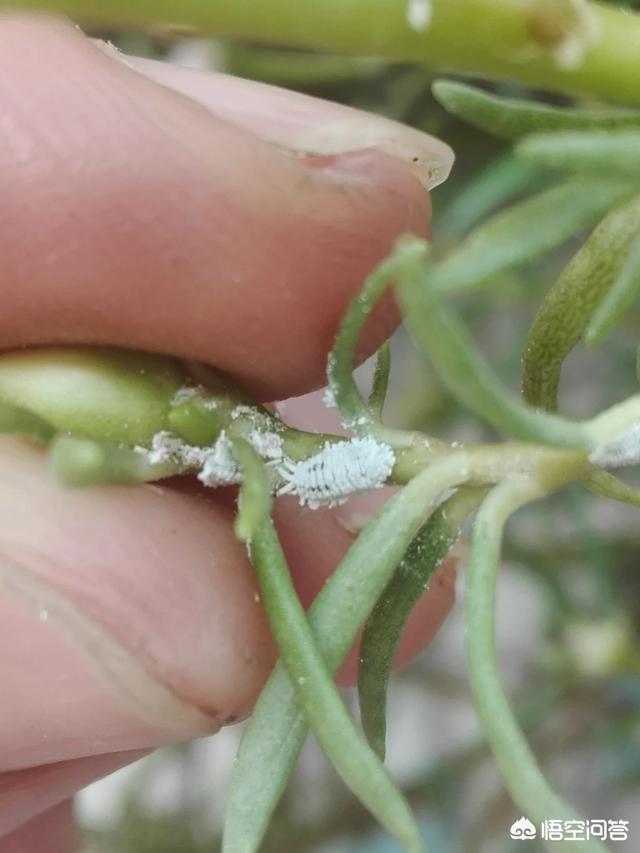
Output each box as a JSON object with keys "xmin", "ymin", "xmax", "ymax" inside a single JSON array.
[{"xmin": 12, "ymin": 0, "xmax": 640, "ymax": 104}]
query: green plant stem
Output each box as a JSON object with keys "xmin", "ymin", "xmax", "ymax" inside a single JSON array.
[
  {"xmin": 223, "ymin": 44, "xmax": 383, "ymax": 87},
  {"xmin": 14, "ymin": 0, "xmax": 640, "ymax": 104},
  {"xmin": 466, "ymin": 477, "xmax": 607, "ymax": 853}
]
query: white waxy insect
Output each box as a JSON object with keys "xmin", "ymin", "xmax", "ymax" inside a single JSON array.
[
  {"xmin": 589, "ymin": 421, "xmax": 640, "ymax": 468},
  {"xmin": 277, "ymin": 436, "xmax": 395, "ymax": 509}
]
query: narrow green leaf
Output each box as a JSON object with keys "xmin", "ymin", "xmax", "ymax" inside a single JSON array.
[
  {"xmin": 223, "ymin": 453, "xmax": 474, "ymax": 853},
  {"xmin": 367, "ymin": 342, "xmax": 391, "ymax": 420},
  {"xmin": 586, "ymin": 234, "xmax": 640, "ymax": 346},
  {"xmin": 358, "ymin": 486, "xmax": 485, "ymax": 760},
  {"xmin": 0, "ymin": 401, "xmax": 56, "ymax": 446},
  {"xmin": 522, "ymin": 195, "xmax": 640, "ymax": 409},
  {"xmin": 48, "ymin": 435, "xmax": 179, "ymax": 486},
  {"xmin": 250, "ymin": 517, "xmax": 424, "ymax": 853},
  {"xmin": 327, "ymin": 251, "xmax": 401, "ymax": 430},
  {"xmin": 230, "ymin": 439, "xmax": 424, "ymax": 851},
  {"xmin": 433, "ymin": 81, "xmax": 640, "ymax": 142},
  {"xmin": 518, "ymin": 130, "xmax": 640, "ymax": 177},
  {"xmin": 432, "ymin": 178, "xmax": 634, "ymax": 293},
  {"xmin": 466, "ymin": 477, "xmax": 606, "ymax": 853},
  {"xmin": 437, "ymin": 154, "xmax": 548, "ymax": 239},
  {"xmin": 394, "ymin": 238, "xmax": 591, "ymax": 449},
  {"xmin": 586, "ymin": 470, "xmax": 640, "ymax": 507},
  {"xmin": 229, "ymin": 437, "xmax": 272, "ymax": 541}
]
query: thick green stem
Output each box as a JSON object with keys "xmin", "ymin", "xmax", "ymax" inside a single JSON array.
[{"xmin": 12, "ymin": 0, "xmax": 640, "ymax": 104}]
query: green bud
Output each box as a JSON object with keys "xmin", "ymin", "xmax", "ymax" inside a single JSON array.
[{"xmin": 0, "ymin": 347, "xmax": 185, "ymax": 446}]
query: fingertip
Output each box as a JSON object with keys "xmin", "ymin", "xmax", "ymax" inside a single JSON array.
[
  {"xmin": 0, "ymin": 437, "xmax": 276, "ymax": 771},
  {"xmin": 0, "ymin": 15, "xmax": 435, "ymax": 398}
]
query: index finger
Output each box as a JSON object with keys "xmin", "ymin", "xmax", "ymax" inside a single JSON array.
[{"xmin": 0, "ymin": 15, "xmax": 451, "ymax": 400}]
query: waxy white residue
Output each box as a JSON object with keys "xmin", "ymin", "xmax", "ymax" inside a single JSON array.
[{"xmin": 406, "ymin": 0, "xmax": 432, "ymax": 32}]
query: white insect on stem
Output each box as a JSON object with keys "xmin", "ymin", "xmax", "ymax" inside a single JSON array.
[
  {"xmin": 589, "ymin": 421, "xmax": 640, "ymax": 468},
  {"xmin": 143, "ymin": 427, "xmax": 395, "ymax": 509},
  {"xmin": 277, "ymin": 436, "xmax": 396, "ymax": 509}
]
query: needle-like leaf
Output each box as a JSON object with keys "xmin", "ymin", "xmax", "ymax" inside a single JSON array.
[
  {"xmin": 433, "ymin": 81, "xmax": 640, "ymax": 142},
  {"xmin": 517, "ymin": 130, "xmax": 640, "ymax": 178},
  {"xmin": 466, "ymin": 477, "xmax": 606, "ymax": 853},
  {"xmin": 358, "ymin": 486, "xmax": 485, "ymax": 760},
  {"xmin": 394, "ymin": 238, "xmax": 591, "ymax": 449},
  {"xmin": 437, "ymin": 154, "xmax": 549, "ymax": 239},
  {"xmin": 523, "ymin": 195, "xmax": 640, "ymax": 409},
  {"xmin": 432, "ymin": 179, "xmax": 634, "ymax": 293}
]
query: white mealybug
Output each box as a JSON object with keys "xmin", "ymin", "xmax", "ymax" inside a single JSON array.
[
  {"xmin": 589, "ymin": 421, "xmax": 640, "ymax": 468},
  {"xmin": 277, "ymin": 437, "xmax": 395, "ymax": 509}
]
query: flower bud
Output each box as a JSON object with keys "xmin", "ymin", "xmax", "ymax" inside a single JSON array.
[{"xmin": 0, "ymin": 346, "xmax": 185, "ymax": 446}]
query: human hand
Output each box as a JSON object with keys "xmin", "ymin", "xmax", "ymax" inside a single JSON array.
[{"xmin": 0, "ymin": 15, "xmax": 454, "ymax": 850}]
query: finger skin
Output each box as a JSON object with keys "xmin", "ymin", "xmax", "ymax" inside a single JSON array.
[
  {"xmin": 0, "ymin": 800, "xmax": 76, "ymax": 853},
  {"xmin": 0, "ymin": 752, "xmax": 145, "ymax": 840},
  {"xmin": 0, "ymin": 438, "xmax": 274, "ymax": 773},
  {"xmin": 0, "ymin": 435, "xmax": 454, "ymax": 837},
  {"xmin": 0, "ymin": 14, "xmax": 431, "ymax": 400}
]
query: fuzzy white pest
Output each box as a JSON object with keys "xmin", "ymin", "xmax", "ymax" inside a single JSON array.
[
  {"xmin": 589, "ymin": 422, "xmax": 640, "ymax": 468},
  {"xmin": 277, "ymin": 436, "xmax": 396, "ymax": 509}
]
